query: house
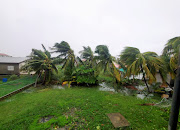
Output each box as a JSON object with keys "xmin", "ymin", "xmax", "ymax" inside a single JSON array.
[{"xmin": 0, "ymin": 57, "xmax": 28, "ymax": 75}]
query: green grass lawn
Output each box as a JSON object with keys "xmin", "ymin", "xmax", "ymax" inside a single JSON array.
[
  {"xmin": 0, "ymin": 76, "xmax": 36, "ymax": 97},
  {"xmin": 0, "ymin": 86, "xmax": 169, "ymax": 129}
]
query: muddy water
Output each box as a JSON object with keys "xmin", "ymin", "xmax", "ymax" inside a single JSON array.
[
  {"xmin": 98, "ymin": 82, "xmax": 116, "ymax": 92},
  {"xmin": 52, "ymin": 85, "xmax": 65, "ymax": 89},
  {"xmin": 99, "ymin": 82, "xmax": 158, "ymax": 100}
]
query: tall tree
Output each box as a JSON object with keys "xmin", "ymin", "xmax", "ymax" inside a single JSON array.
[
  {"xmin": 162, "ymin": 36, "xmax": 180, "ymax": 80},
  {"xmin": 120, "ymin": 47, "xmax": 164, "ymax": 92},
  {"xmin": 22, "ymin": 44, "xmax": 58, "ymax": 85},
  {"xmin": 79, "ymin": 46, "xmax": 95, "ymax": 67},
  {"xmin": 95, "ymin": 45, "xmax": 121, "ymax": 82},
  {"xmin": 51, "ymin": 41, "xmax": 75, "ymax": 86},
  {"xmin": 51, "ymin": 41, "xmax": 75, "ymax": 70}
]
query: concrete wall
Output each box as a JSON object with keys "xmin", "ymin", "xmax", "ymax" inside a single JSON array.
[{"xmin": 0, "ymin": 63, "xmax": 20, "ymax": 75}]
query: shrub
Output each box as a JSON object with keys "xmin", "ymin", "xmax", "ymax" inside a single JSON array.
[
  {"xmin": 97, "ymin": 74, "xmax": 115, "ymax": 83},
  {"xmin": 75, "ymin": 65, "xmax": 98, "ymax": 85},
  {"xmin": 51, "ymin": 65, "xmax": 64, "ymax": 84},
  {"xmin": 9, "ymin": 74, "xmax": 19, "ymax": 81}
]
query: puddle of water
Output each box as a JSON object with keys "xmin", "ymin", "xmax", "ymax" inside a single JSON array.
[
  {"xmin": 118, "ymin": 87, "xmax": 136, "ymax": 96},
  {"xmin": 52, "ymin": 85, "xmax": 65, "ymax": 89},
  {"xmin": 98, "ymin": 82, "xmax": 164, "ymax": 100},
  {"xmin": 155, "ymin": 97, "xmax": 172, "ymax": 107},
  {"xmin": 136, "ymin": 93, "xmax": 154, "ymax": 99},
  {"xmin": 135, "ymin": 85, "xmax": 146, "ymax": 91},
  {"xmin": 22, "ymin": 89, "xmax": 35, "ymax": 93},
  {"xmin": 99, "ymin": 82, "xmax": 115, "ymax": 92},
  {"xmin": 5, "ymin": 99, "xmax": 14, "ymax": 102}
]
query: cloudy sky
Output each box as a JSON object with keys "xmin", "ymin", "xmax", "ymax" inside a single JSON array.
[{"xmin": 0, "ymin": 0, "xmax": 180, "ymax": 57}]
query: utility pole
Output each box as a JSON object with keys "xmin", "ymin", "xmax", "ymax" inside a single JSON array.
[{"xmin": 168, "ymin": 49, "xmax": 180, "ymax": 130}]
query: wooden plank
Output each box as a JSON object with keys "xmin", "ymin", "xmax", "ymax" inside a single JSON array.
[
  {"xmin": 107, "ymin": 113, "xmax": 130, "ymax": 128},
  {"xmin": 0, "ymin": 83, "xmax": 34, "ymax": 101}
]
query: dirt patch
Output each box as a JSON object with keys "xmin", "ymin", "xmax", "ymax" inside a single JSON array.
[
  {"xmin": 39, "ymin": 115, "xmax": 54, "ymax": 123},
  {"xmin": 63, "ymin": 108, "xmax": 80, "ymax": 119},
  {"xmin": 138, "ymin": 103, "xmax": 155, "ymax": 106}
]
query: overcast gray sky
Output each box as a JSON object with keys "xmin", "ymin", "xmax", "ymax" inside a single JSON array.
[{"xmin": 0, "ymin": 0, "xmax": 180, "ymax": 57}]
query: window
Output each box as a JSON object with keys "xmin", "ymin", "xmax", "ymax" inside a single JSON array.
[{"xmin": 7, "ymin": 66, "xmax": 14, "ymax": 71}]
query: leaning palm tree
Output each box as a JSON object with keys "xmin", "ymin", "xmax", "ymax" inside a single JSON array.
[
  {"xmin": 79, "ymin": 46, "xmax": 95, "ymax": 67},
  {"xmin": 22, "ymin": 44, "xmax": 58, "ymax": 85},
  {"xmin": 162, "ymin": 36, "xmax": 180, "ymax": 80},
  {"xmin": 95, "ymin": 45, "xmax": 121, "ymax": 82},
  {"xmin": 120, "ymin": 47, "xmax": 164, "ymax": 92},
  {"xmin": 51, "ymin": 41, "xmax": 75, "ymax": 87},
  {"xmin": 51, "ymin": 41, "xmax": 75, "ymax": 70}
]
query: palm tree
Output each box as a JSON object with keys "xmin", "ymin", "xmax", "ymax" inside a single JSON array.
[
  {"xmin": 79, "ymin": 46, "xmax": 95, "ymax": 67},
  {"xmin": 95, "ymin": 45, "xmax": 121, "ymax": 82},
  {"xmin": 51, "ymin": 41, "xmax": 75, "ymax": 87},
  {"xmin": 162, "ymin": 36, "xmax": 180, "ymax": 79},
  {"xmin": 51, "ymin": 41, "xmax": 75, "ymax": 69},
  {"xmin": 120, "ymin": 47, "xmax": 164, "ymax": 92},
  {"xmin": 22, "ymin": 44, "xmax": 58, "ymax": 85}
]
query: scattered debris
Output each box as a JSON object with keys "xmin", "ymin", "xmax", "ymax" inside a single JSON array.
[
  {"xmin": 161, "ymin": 94, "xmax": 169, "ymax": 99},
  {"xmin": 125, "ymin": 86, "xmax": 138, "ymax": 90}
]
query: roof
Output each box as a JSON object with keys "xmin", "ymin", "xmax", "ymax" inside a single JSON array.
[
  {"xmin": 119, "ymin": 68, "xmax": 125, "ymax": 72},
  {"xmin": 113, "ymin": 62, "xmax": 120, "ymax": 68},
  {"xmin": 0, "ymin": 57, "xmax": 28, "ymax": 64},
  {"xmin": 0, "ymin": 53, "xmax": 11, "ymax": 57}
]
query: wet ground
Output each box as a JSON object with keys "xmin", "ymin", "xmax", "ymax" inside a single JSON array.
[
  {"xmin": 98, "ymin": 82, "xmax": 172, "ymax": 107},
  {"xmin": 21, "ymin": 82, "xmax": 172, "ymax": 108}
]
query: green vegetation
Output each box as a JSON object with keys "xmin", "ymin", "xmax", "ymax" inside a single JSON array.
[
  {"xmin": 95, "ymin": 45, "xmax": 121, "ymax": 82},
  {"xmin": 8, "ymin": 74, "xmax": 19, "ymax": 81},
  {"xmin": 120, "ymin": 47, "xmax": 165, "ymax": 92},
  {"xmin": 6, "ymin": 36, "xmax": 179, "ymax": 129},
  {"xmin": 75, "ymin": 65, "xmax": 98, "ymax": 85},
  {"xmin": 162, "ymin": 36, "xmax": 180, "ymax": 85},
  {"xmin": 21, "ymin": 44, "xmax": 58, "ymax": 85},
  {"xmin": 0, "ymin": 75, "xmax": 27, "ymax": 84},
  {"xmin": 0, "ymin": 87, "xmax": 168, "ymax": 129},
  {"xmin": 0, "ymin": 76, "xmax": 36, "ymax": 97}
]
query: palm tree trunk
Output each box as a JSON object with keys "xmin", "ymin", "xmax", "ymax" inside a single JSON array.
[
  {"xmin": 34, "ymin": 73, "xmax": 41, "ymax": 87},
  {"xmin": 42, "ymin": 70, "xmax": 47, "ymax": 85},
  {"xmin": 140, "ymin": 65, "xmax": 150, "ymax": 92},
  {"xmin": 169, "ymin": 78, "xmax": 174, "ymax": 88}
]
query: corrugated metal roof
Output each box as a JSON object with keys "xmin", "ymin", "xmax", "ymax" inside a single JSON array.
[{"xmin": 0, "ymin": 57, "xmax": 28, "ymax": 63}]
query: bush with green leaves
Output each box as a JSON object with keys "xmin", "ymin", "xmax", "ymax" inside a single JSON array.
[
  {"xmin": 9, "ymin": 74, "xmax": 19, "ymax": 81},
  {"xmin": 97, "ymin": 74, "xmax": 116, "ymax": 83},
  {"xmin": 51, "ymin": 65, "xmax": 64, "ymax": 84},
  {"xmin": 75, "ymin": 65, "xmax": 98, "ymax": 85}
]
